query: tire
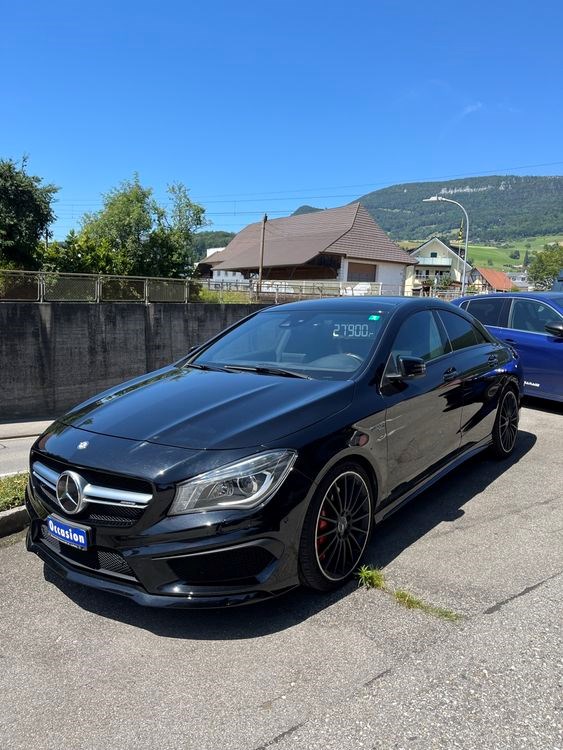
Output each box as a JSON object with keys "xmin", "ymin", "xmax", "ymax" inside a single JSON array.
[
  {"xmin": 298, "ymin": 462, "xmax": 374, "ymax": 591},
  {"xmin": 491, "ymin": 388, "xmax": 519, "ymax": 459}
]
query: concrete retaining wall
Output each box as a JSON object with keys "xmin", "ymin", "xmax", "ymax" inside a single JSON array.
[{"xmin": 0, "ymin": 303, "xmax": 267, "ymax": 420}]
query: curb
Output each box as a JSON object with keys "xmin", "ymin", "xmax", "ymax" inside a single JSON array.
[
  {"xmin": 0, "ymin": 505, "xmax": 29, "ymax": 539},
  {"xmin": 0, "ymin": 432, "xmax": 42, "ymax": 440}
]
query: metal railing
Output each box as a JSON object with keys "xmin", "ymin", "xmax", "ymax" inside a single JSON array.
[
  {"xmin": 0, "ymin": 270, "xmax": 195, "ymax": 303},
  {"xmin": 0, "ymin": 270, "xmax": 391, "ymax": 303}
]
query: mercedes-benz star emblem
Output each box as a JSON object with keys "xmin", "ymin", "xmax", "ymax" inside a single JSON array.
[{"xmin": 55, "ymin": 471, "xmax": 86, "ymax": 515}]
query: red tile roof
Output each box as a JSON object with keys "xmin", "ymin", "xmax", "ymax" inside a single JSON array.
[
  {"xmin": 476, "ymin": 267, "xmax": 513, "ymax": 292},
  {"xmin": 211, "ymin": 203, "xmax": 416, "ymax": 271}
]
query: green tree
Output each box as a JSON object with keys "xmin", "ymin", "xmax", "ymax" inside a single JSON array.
[
  {"xmin": 41, "ymin": 230, "xmax": 117, "ymax": 274},
  {"xmin": 0, "ymin": 157, "xmax": 58, "ymax": 269},
  {"xmin": 527, "ymin": 245, "xmax": 563, "ymax": 289},
  {"xmin": 162, "ymin": 182, "xmax": 207, "ymax": 276},
  {"xmin": 523, "ymin": 249, "xmax": 531, "ymax": 267},
  {"xmin": 79, "ymin": 175, "xmax": 163, "ymax": 275},
  {"xmin": 43, "ymin": 175, "xmax": 207, "ymax": 277},
  {"xmin": 436, "ymin": 273, "xmax": 453, "ymax": 289}
]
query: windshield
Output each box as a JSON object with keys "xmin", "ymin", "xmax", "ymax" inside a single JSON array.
[{"xmin": 190, "ymin": 308, "xmax": 392, "ymax": 381}]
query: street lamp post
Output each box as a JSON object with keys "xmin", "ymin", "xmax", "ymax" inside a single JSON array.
[{"xmin": 423, "ymin": 195, "xmax": 470, "ymax": 295}]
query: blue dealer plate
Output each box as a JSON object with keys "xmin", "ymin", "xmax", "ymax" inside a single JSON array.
[{"xmin": 46, "ymin": 516, "xmax": 89, "ymax": 550}]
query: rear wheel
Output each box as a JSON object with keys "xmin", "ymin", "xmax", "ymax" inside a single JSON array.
[
  {"xmin": 491, "ymin": 389, "xmax": 519, "ymax": 458},
  {"xmin": 299, "ymin": 463, "xmax": 374, "ymax": 591}
]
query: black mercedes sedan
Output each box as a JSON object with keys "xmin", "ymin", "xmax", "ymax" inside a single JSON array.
[{"xmin": 26, "ymin": 297, "xmax": 522, "ymax": 607}]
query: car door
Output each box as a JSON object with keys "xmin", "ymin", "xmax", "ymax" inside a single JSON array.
[
  {"xmin": 462, "ymin": 297, "xmax": 511, "ymax": 341},
  {"xmin": 503, "ymin": 298, "xmax": 563, "ymax": 400},
  {"xmin": 380, "ymin": 309, "xmax": 464, "ymax": 502},
  {"xmin": 436, "ymin": 309, "xmax": 505, "ymax": 447}
]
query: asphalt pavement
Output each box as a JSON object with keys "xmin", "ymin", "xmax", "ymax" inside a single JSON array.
[
  {"xmin": 0, "ymin": 403, "xmax": 562, "ymax": 749},
  {"xmin": 0, "ymin": 420, "xmax": 53, "ymax": 476}
]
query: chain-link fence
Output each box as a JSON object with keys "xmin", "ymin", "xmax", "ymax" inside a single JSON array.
[
  {"xmin": 0, "ymin": 270, "xmax": 41, "ymax": 301},
  {"xmin": 0, "ymin": 270, "xmax": 197, "ymax": 303},
  {"xmin": 0, "ymin": 269, "xmax": 414, "ymax": 303}
]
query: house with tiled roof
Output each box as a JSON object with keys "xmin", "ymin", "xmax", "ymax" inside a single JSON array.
[
  {"xmin": 470, "ymin": 267, "xmax": 514, "ymax": 293},
  {"xmin": 404, "ymin": 237, "xmax": 472, "ymax": 295},
  {"xmin": 198, "ymin": 203, "xmax": 416, "ymax": 293}
]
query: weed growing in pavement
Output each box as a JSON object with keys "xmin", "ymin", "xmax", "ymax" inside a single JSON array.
[
  {"xmin": 393, "ymin": 589, "xmax": 461, "ymax": 622},
  {"xmin": 357, "ymin": 564, "xmax": 462, "ymax": 622},
  {"xmin": 357, "ymin": 564, "xmax": 387, "ymax": 591}
]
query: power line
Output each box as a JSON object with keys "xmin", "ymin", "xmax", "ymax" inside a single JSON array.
[{"xmin": 51, "ymin": 159, "xmax": 563, "ymax": 208}]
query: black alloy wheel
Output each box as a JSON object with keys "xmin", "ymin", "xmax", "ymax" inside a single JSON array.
[
  {"xmin": 299, "ymin": 463, "xmax": 373, "ymax": 591},
  {"xmin": 491, "ymin": 389, "xmax": 519, "ymax": 458}
]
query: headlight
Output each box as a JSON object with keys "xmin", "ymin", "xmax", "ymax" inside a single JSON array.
[{"xmin": 168, "ymin": 450, "xmax": 297, "ymax": 515}]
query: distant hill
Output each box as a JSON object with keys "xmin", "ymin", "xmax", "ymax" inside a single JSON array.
[
  {"xmin": 293, "ymin": 175, "xmax": 563, "ymax": 242},
  {"xmin": 291, "ymin": 204, "xmax": 323, "ymax": 216},
  {"xmin": 192, "ymin": 230, "xmax": 235, "ymax": 259}
]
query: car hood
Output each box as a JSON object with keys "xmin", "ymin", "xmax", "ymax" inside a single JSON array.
[{"xmin": 58, "ymin": 366, "xmax": 354, "ymax": 450}]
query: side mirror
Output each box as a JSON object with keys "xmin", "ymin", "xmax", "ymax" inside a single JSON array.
[
  {"xmin": 399, "ymin": 356, "xmax": 427, "ymax": 378},
  {"xmin": 545, "ymin": 321, "xmax": 563, "ymax": 337},
  {"xmin": 386, "ymin": 355, "xmax": 427, "ymax": 381}
]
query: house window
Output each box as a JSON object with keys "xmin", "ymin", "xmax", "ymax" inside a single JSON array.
[
  {"xmin": 347, "ymin": 263, "xmax": 376, "ymax": 282},
  {"xmin": 430, "ymin": 252, "xmax": 437, "ymax": 258}
]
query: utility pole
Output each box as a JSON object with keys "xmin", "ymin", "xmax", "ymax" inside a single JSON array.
[{"xmin": 257, "ymin": 213, "xmax": 267, "ymax": 298}]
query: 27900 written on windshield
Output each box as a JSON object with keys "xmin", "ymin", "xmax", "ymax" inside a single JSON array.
[{"xmin": 333, "ymin": 323, "xmax": 375, "ymax": 338}]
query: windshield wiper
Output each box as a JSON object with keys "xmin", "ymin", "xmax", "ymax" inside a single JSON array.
[
  {"xmin": 183, "ymin": 362, "xmax": 230, "ymax": 373},
  {"xmin": 223, "ymin": 364, "xmax": 311, "ymax": 380}
]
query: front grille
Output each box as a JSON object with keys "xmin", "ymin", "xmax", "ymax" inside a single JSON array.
[
  {"xmin": 39, "ymin": 524, "xmax": 134, "ymax": 578},
  {"xmin": 31, "ymin": 455, "xmax": 151, "ymax": 529},
  {"xmin": 166, "ymin": 545, "xmax": 275, "ymax": 586},
  {"xmin": 87, "ymin": 507, "xmax": 145, "ymax": 527}
]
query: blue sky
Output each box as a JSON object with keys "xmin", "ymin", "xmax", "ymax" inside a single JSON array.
[{"xmin": 1, "ymin": 0, "xmax": 562, "ymax": 239}]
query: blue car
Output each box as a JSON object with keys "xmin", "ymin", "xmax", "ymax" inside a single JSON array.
[{"xmin": 452, "ymin": 292, "xmax": 563, "ymax": 402}]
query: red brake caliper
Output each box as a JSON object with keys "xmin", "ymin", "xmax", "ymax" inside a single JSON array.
[{"xmin": 317, "ymin": 506, "xmax": 329, "ymax": 559}]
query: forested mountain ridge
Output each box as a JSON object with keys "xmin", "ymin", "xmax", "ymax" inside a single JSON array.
[{"xmin": 293, "ymin": 175, "xmax": 563, "ymax": 242}]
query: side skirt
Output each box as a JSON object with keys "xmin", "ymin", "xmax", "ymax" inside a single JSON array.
[{"xmin": 374, "ymin": 439, "xmax": 492, "ymax": 525}]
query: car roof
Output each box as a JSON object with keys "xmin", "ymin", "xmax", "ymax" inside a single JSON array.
[
  {"xmin": 260, "ymin": 296, "xmax": 457, "ymax": 313},
  {"xmin": 453, "ymin": 292, "xmax": 563, "ymax": 309}
]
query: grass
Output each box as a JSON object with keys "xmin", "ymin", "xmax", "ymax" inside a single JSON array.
[
  {"xmin": 393, "ymin": 589, "xmax": 461, "ymax": 622},
  {"xmin": 357, "ymin": 564, "xmax": 387, "ymax": 591},
  {"xmin": 357, "ymin": 564, "xmax": 461, "ymax": 622},
  {"xmin": 400, "ymin": 235, "xmax": 563, "ymax": 271},
  {"xmin": 0, "ymin": 473, "xmax": 28, "ymax": 512},
  {"xmin": 197, "ymin": 288, "xmax": 253, "ymax": 304}
]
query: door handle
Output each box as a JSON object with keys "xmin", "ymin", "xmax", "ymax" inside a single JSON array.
[
  {"xmin": 443, "ymin": 367, "xmax": 458, "ymax": 382},
  {"xmin": 503, "ymin": 338, "xmax": 517, "ymax": 345}
]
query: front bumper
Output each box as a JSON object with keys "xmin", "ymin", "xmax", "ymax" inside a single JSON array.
[
  {"xmin": 26, "ymin": 527, "xmax": 295, "ymax": 608},
  {"xmin": 26, "ymin": 474, "xmax": 309, "ymax": 608}
]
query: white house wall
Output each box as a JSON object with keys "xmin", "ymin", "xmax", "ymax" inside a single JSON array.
[{"xmin": 376, "ymin": 262, "xmax": 406, "ymax": 294}]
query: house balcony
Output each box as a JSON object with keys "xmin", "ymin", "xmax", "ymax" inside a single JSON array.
[{"xmin": 416, "ymin": 257, "xmax": 453, "ymax": 266}]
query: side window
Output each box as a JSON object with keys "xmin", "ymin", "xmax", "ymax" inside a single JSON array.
[
  {"xmin": 509, "ymin": 299, "xmax": 562, "ymax": 334},
  {"xmin": 438, "ymin": 310, "xmax": 482, "ymax": 351},
  {"xmin": 388, "ymin": 310, "xmax": 448, "ymax": 366},
  {"xmin": 466, "ymin": 298, "xmax": 510, "ymax": 328}
]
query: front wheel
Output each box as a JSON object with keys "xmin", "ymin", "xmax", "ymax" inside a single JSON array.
[
  {"xmin": 491, "ymin": 388, "xmax": 519, "ymax": 458},
  {"xmin": 298, "ymin": 463, "xmax": 374, "ymax": 591}
]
